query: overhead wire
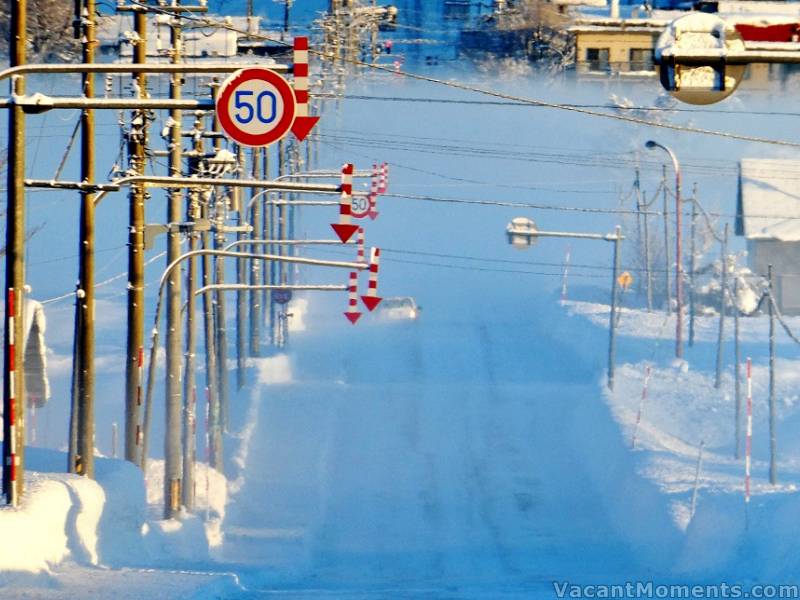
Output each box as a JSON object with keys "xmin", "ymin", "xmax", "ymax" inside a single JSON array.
[{"xmin": 126, "ymin": 0, "xmax": 800, "ymax": 149}]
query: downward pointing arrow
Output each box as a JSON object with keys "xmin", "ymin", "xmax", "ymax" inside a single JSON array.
[
  {"xmin": 361, "ymin": 296, "xmax": 382, "ymax": 312},
  {"xmin": 331, "ymin": 223, "xmax": 359, "ymax": 243},
  {"xmin": 344, "ymin": 311, "xmax": 362, "ymax": 325},
  {"xmin": 291, "ymin": 116, "xmax": 320, "ymax": 141}
]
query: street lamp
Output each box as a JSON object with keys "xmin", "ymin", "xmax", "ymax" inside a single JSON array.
[
  {"xmin": 645, "ymin": 140, "xmax": 683, "ymax": 359},
  {"xmin": 505, "ymin": 219, "xmax": 624, "ymax": 389}
]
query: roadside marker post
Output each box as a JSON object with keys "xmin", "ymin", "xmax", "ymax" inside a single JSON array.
[
  {"xmin": 361, "ymin": 248, "xmax": 382, "ymax": 312},
  {"xmin": 332, "ymin": 163, "xmax": 359, "ymax": 243}
]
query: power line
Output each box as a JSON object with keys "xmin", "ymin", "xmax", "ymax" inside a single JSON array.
[
  {"xmin": 128, "ymin": 2, "xmax": 800, "ymax": 149},
  {"xmin": 318, "ymin": 93, "xmax": 800, "ymax": 118}
]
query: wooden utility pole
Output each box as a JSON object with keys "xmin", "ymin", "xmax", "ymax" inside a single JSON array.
[
  {"xmin": 125, "ymin": 6, "xmax": 148, "ymax": 465},
  {"xmin": 3, "ymin": 0, "xmax": 28, "ymax": 506},
  {"xmin": 768, "ymin": 264, "xmax": 777, "ymax": 485},
  {"xmin": 75, "ymin": 0, "xmax": 97, "ymax": 479},
  {"xmin": 165, "ymin": 12, "xmax": 184, "ymax": 518}
]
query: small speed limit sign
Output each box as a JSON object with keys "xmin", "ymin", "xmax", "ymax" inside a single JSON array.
[
  {"xmin": 351, "ymin": 195, "xmax": 370, "ymax": 219},
  {"xmin": 216, "ymin": 68, "xmax": 297, "ymax": 147}
]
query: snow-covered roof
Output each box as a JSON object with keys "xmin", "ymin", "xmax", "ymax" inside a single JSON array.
[
  {"xmin": 737, "ymin": 158, "xmax": 800, "ymax": 241},
  {"xmin": 717, "ymin": 1, "xmax": 800, "ymax": 16}
]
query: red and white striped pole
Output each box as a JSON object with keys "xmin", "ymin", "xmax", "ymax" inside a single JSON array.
[
  {"xmin": 368, "ymin": 163, "xmax": 380, "ymax": 221},
  {"xmin": 331, "ymin": 163, "xmax": 358, "ymax": 243},
  {"xmin": 361, "ymin": 248, "xmax": 383, "ymax": 312},
  {"xmin": 745, "ymin": 357, "xmax": 753, "ymax": 505},
  {"xmin": 290, "ymin": 36, "xmax": 319, "ymax": 141},
  {"xmin": 631, "ymin": 365, "xmax": 651, "ymax": 449},
  {"xmin": 344, "ymin": 271, "xmax": 362, "ymax": 324},
  {"xmin": 5, "ymin": 288, "xmax": 18, "ymax": 505},
  {"xmin": 378, "ymin": 163, "xmax": 389, "ymax": 194},
  {"xmin": 356, "ymin": 227, "xmax": 366, "ymax": 264}
]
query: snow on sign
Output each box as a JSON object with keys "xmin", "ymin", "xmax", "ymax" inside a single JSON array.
[{"xmin": 217, "ymin": 68, "xmax": 297, "ymax": 147}]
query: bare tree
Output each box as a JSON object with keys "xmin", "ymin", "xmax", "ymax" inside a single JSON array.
[{"xmin": 0, "ymin": 0, "xmax": 78, "ymax": 62}]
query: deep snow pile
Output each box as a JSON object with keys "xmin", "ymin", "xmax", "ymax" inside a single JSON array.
[{"xmin": 571, "ymin": 299, "xmax": 800, "ymax": 577}]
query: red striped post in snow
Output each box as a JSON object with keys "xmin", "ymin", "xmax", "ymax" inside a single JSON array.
[
  {"xmin": 361, "ymin": 248, "xmax": 383, "ymax": 312},
  {"xmin": 745, "ymin": 357, "xmax": 753, "ymax": 505},
  {"xmin": 290, "ymin": 36, "xmax": 320, "ymax": 141},
  {"xmin": 631, "ymin": 365, "xmax": 651, "ymax": 449},
  {"xmin": 5, "ymin": 288, "xmax": 18, "ymax": 505},
  {"xmin": 345, "ymin": 271, "xmax": 362, "ymax": 324},
  {"xmin": 367, "ymin": 164, "xmax": 380, "ymax": 221},
  {"xmin": 356, "ymin": 227, "xmax": 366, "ymax": 264},
  {"xmin": 331, "ymin": 163, "xmax": 358, "ymax": 243}
]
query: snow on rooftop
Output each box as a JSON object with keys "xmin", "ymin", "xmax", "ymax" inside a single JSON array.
[{"xmin": 739, "ymin": 158, "xmax": 800, "ymax": 241}]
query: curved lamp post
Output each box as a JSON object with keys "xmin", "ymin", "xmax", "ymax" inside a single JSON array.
[{"xmin": 645, "ymin": 140, "xmax": 683, "ymax": 359}]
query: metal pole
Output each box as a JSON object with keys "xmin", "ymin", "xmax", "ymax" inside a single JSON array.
[
  {"xmin": 768, "ymin": 264, "xmax": 777, "ymax": 485},
  {"xmin": 201, "ymin": 200, "xmax": 222, "ymax": 471},
  {"xmin": 689, "ymin": 192, "xmax": 697, "ymax": 347},
  {"xmin": 214, "ymin": 196, "xmax": 230, "ymax": 433},
  {"xmin": 181, "ymin": 192, "xmax": 200, "ymax": 513},
  {"xmin": 74, "ymin": 0, "xmax": 97, "ymax": 479},
  {"xmin": 714, "ymin": 223, "xmax": 728, "ymax": 389},
  {"xmin": 249, "ymin": 147, "xmax": 262, "ymax": 357},
  {"xmin": 4, "ymin": 0, "xmax": 27, "ymax": 506},
  {"xmin": 608, "ymin": 226, "xmax": 622, "ymax": 390},
  {"xmin": 124, "ymin": 5, "xmax": 148, "ymax": 466},
  {"xmin": 261, "ymin": 149, "xmax": 270, "ymax": 334},
  {"xmin": 734, "ymin": 277, "xmax": 742, "ymax": 460},
  {"xmin": 164, "ymin": 12, "xmax": 184, "ymax": 519},
  {"xmin": 675, "ymin": 159, "xmax": 683, "ymax": 359}
]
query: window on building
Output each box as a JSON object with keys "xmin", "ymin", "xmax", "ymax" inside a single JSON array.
[
  {"xmin": 585, "ymin": 48, "xmax": 610, "ymax": 72},
  {"xmin": 629, "ymin": 48, "xmax": 654, "ymax": 72}
]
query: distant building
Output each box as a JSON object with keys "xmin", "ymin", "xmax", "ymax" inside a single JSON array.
[
  {"xmin": 736, "ymin": 158, "xmax": 800, "ymax": 315},
  {"xmin": 571, "ymin": 2, "xmax": 800, "ymax": 78}
]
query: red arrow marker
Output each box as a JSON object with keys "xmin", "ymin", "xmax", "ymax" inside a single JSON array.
[
  {"xmin": 331, "ymin": 163, "xmax": 358, "ymax": 243},
  {"xmin": 292, "ymin": 37, "xmax": 319, "ymax": 141},
  {"xmin": 331, "ymin": 223, "xmax": 359, "ymax": 243},
  {"xmin": 291, "ymin": 116, "xmax": 319, "ymax": 142},
  {"xmin": 345, "ymin": 271, "xmax": 362, "ymax": 324},
  {"xmin": 360, "ymin": 248, "xmax": 382, "ymax": 311}
]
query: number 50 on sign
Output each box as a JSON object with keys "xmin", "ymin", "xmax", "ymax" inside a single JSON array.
[{"xmin": 216, "ymin": 68, "xmax": 298, "ymax": 147}]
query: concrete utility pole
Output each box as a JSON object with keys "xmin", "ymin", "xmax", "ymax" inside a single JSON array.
[
  {"xmin": 165, "ymin": 11, "xmax": 184, "ymax": 519},
  {"xmin": 688, "ymin": 188, "xmax": 698, "ymax": 347},
  {"xmin": 249, "ymin": 148, "xmax": 263, "ymax": 358},
  {"xmin": 124, "ymin": 5, "xmax": 148, "ymax": 466},
  {"xmin": 182, "ymin": 189, "xmax": 201, "ymax": 512},
  {"xmin": 74, "ymin": 0, "xmax": 98, "ymax": 479},
  {"xmin": 3, "ymin": 0, "xmax": 28, "ymax": 506},
  {"xmin": 768, "ymin": 264, "xmax": 777, "ymax": 485},
  {"xmin": 714, "ymin": 223, "xmax": 728, "ymax": 390}
]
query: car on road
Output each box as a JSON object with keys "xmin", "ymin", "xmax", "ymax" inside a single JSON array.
[{"xmin": 378, "ymin": 296, "xmax": 420, "ymax": 320}]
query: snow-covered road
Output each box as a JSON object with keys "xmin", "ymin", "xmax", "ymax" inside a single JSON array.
[{"xmin": 214, "ymin": 302, "xmax": 681, "ymax": 597}]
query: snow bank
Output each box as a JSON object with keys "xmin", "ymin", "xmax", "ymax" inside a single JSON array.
[
  {"xmin": 143, "ymin": 458, "xmax": 227, "ymax": 558},
  {"xmin": 0, "ymin": 471, "xmax": 103, "ymax": 573}
]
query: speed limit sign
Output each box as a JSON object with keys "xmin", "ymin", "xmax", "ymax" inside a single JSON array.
[
  {"xmin": 351, "ymin": 194, "xmax": 370, "ymax": 219},
  {"xmin": 216, "ymin": 68, "xmax": 297, "ymax": 147}
]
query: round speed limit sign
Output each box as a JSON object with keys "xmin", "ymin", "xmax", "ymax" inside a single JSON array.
[
  {"xmin": 351, "ymin": 194, "xmax": 370, "ymax": 219},
  {"xmin": 216, "ymin": 68, "xmax": 297, "ymax": 147}
]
